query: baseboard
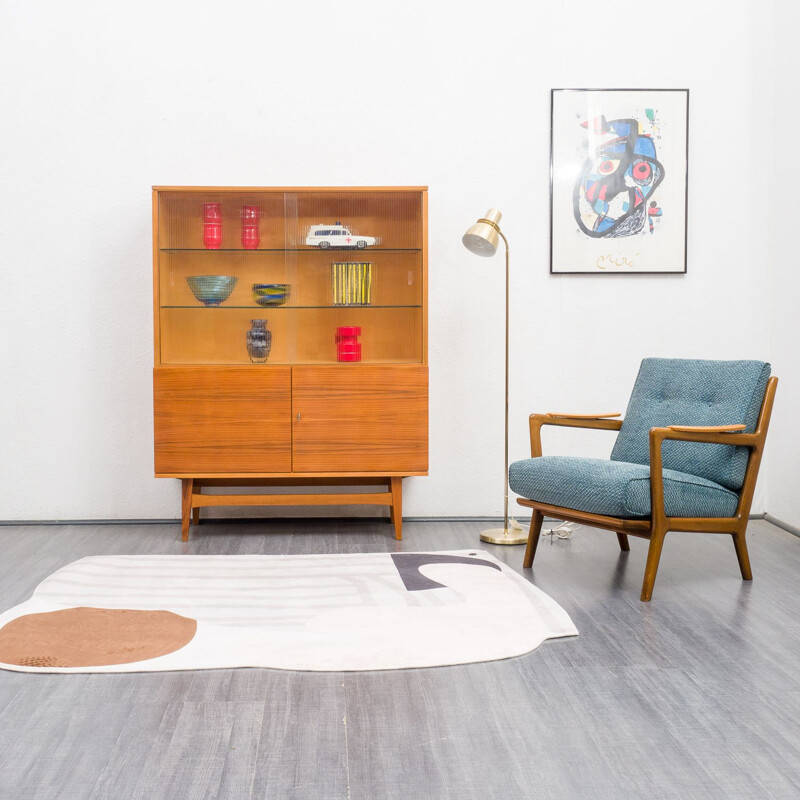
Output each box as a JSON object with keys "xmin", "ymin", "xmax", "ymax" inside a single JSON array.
[
  {"xmin": 0, "ymin": 519, "xmax": 181, "ymax": 526},
  {"xmin": 765, "ymin": 514, "xmax": 800, "ymax": 538},
  {"xmin": 0, "ymin": 514, "xmax": 769, "ymax": 526}
]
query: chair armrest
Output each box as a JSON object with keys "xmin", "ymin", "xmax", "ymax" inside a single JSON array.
[
  {"xmin": 547, "ymin": 413, "xmax": 622, "ymax": 420},
  {"xmin": 648, "ymin": 425, "xmax": 758, "ymax": 523},
  {"xmin": 668, "ymin": 424, "xmax": 746, "ymax": 433},
  {"xmin": 529, "ymin": 413, "xmax": 623, "ymax": 458}
]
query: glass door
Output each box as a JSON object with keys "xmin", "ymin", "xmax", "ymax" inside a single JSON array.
[{"xmin": 283, "ymin": 190, "xmax": 424, "ymax": 365}]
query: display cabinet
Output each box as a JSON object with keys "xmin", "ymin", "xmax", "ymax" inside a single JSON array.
[{"xmin": 153, "ymin": 186, "xmax": 428, "ymax": 540}]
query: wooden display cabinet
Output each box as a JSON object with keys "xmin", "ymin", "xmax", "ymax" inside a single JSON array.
[{"xmin": 153, "ymin": 186, "xmax": 428, "ymax": 541}]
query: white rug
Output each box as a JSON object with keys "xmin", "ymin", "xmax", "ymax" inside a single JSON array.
[{"xmin": 0, "ymin": 550, "xmax": 577, "ymax": 673}]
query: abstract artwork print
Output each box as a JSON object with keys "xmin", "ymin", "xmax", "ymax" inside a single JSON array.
[{"xmin": 551, "ymin": 89, "xmax": 688, "ymax": 273}]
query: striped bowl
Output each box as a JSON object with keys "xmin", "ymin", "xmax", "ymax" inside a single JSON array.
[{"xmin": 253, "ymin": 283, "xmax": 289, "ymax": 306}]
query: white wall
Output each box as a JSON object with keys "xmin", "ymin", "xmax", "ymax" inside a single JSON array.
[
  {"xmin": 0, "ymin": 0, "xmax": 790, "ymax": 521},
  {"xmin": 766, "ymin": 2, "xmax": 800, "ymax": 526}
]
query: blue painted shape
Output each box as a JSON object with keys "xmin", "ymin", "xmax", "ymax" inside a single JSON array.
[
  {"xmin": 633, "ymin": 138, "xmax": 656, "ymax": 158},
  {"xmin": 610, "ymin": 121, "xmax": 631, "ymax": 137}
]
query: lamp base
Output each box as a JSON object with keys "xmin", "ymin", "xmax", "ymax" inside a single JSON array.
[{"xmin": 479, "ymin": 527, "xmax": 528, "ymax": 546}]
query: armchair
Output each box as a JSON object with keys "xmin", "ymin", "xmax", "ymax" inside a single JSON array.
[{"xmin": 509, "ymin": 359, "xmax": 777, "ymax": 601}]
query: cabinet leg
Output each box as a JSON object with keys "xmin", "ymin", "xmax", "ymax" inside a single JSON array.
[
  {"xmin": 192, "ymin": 485, "xmax": 200, "ymax": 526},
  {"xmin": 390, "ymin": 477, "xmax": 403, "ymax": 540},
  {"xmin": 181, "ymin": 478, "xmax": 194, "ymax": 543}
]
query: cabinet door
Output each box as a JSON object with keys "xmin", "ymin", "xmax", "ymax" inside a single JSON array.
[
  {"xmin": 154, "ymin": 367, "xmax": 292, "ymax": 474},
  {"xmin": 292, "ymin": 366, "xmax": 428, "ymax": 473}
]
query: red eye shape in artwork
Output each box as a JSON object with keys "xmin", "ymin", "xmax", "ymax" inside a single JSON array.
[
  {"xmin": 633, "ymin": 161, "xmax": 652, "ymax": 181},
  {"xmin": 598, "ymin": 160, "xmax": 617, "ymax": 175}
]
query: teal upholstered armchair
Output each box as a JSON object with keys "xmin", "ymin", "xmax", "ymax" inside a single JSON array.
[{"xmin": 509, "ymin": 359, "xmax": 778, "ymax": 601}]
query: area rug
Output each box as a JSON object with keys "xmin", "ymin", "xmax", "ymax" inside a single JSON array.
[{"xmin": 0, "ymin": 550, "xmax": 577, "ymax": 673}]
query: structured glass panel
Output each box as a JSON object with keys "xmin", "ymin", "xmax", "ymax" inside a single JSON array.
[{"xmin": 156, "ymin": 189, "xmax": 425, "ymax": 365}]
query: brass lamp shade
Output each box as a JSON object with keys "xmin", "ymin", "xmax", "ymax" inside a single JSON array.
[{"xmin": 462, "ymin": 208, "xmax": 502, "ymax": 257}]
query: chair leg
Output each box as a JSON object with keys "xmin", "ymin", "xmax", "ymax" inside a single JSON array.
[
  {"xmin": 732, "ymin": 529, "xmax": 753, "ymax": 581},
  {"xmin": 640, "ymin": 526, "xmax": 667, "ymax": 602},
  {"xmin": 616, "ymin": 532, "xmax": 630, "ymax": 552},
  {"xmin": 523, "ymin": 510, "xmax": 544, "ymax": 568}
]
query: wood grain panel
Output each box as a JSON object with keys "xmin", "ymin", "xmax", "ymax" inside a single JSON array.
[
  {"xmin": 292, "ymin": 366, "xmax": 428, "ymax": 473},
  {"xmin": 154, "ymin": 367, "xmax": 291, "ymax": 474}
]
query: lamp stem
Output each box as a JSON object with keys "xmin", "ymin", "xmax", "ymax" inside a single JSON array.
[
  {"xmin": 499, "ymin": 229, "xmax": 510, "ymax": 535},
  {"xmin": 476, "ymin": 224, "xmax": 525, "ymax": 545}
]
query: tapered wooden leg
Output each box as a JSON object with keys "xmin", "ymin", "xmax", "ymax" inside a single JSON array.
[
  {"xmin": 640, "ymin": 527, "xmax": 666, "ymax": 602},
  {"xmin": 616, "ymin": 532, "xmax": 630, "ymax": 552},
  {"xmin": 181, "ymin": 478, "xmax": 193, "ymax": 543},
  {"xmin": 192, "ymin": 508, "xmax": 200, "ymax": 525},
  {"xmin": 732, "ymin": 529, "xmax": 753, "ymax": 581},
  {"xmin": 523, "ymin": 510, "xmax": 544, "ymax": 568},
  {"xmin": 390, "ymin": 477, "xmax": 402, "ymax": 540}
]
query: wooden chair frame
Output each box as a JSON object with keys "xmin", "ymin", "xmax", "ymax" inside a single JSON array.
[{"xmin": 517, "ymin": 377, "xmax": 778, "ymax": 601}]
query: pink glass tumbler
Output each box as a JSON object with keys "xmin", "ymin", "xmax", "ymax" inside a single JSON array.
[
  {"xmin": 241, "ymin": 206, "xmax": 260, "ymax": 249},
  {"xmin": 203, "ymin": 203, "xmax": 222, "ymax": 249}
]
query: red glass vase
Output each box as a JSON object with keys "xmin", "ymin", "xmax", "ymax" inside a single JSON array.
[
  {"xmin": 202, "ymin": 203, "xmax": 222, "ymax": 249},
  {"xmin": 241, "ymin": 205, "xmax": 260, "ymax": 249}
]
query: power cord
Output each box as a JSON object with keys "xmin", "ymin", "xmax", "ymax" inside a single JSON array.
[
  {"xmin": 542, "ymin": 521, "xmax": 579, "ymax": 539},
  {"xmin": 507, "ymin": 516, "xmax": 524, "ymax": 534}
]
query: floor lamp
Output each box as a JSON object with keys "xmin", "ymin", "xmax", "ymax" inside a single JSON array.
[{"xmin": 462, "ymin": 209, "xmax": 526, "ymax": 545}]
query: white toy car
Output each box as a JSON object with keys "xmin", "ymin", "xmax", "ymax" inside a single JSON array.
[{"xmin": 305, "ymin": 223, "xmax": 378, "ymax": 249}]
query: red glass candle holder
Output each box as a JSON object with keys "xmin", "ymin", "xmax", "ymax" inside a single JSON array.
[
  {"xmin": 203, "ymin": 203, "xmax": 222, "ymax": 249},
  {"xmin": 241, "ymin": 206, "xmax": 260, "ymax": 249},
  {"xmin": 203, "ymin": 223, "xmax": 222, "ymax": 249},
  {"xmin": 203, "ymin": 202, "xmax": 222, "ymax": 222},
  {"xmin": 336, "ymin": 326, "xmax": 362, "ymax": 362}
]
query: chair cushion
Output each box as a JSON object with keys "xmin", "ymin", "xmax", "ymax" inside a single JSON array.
[
  {"xmin": 610, "ymin": 358, "xmax": 770, "ymax": 491},
  {"xmin": 509, "ymin": 456, "xmax": 739, "ymax": 518}
]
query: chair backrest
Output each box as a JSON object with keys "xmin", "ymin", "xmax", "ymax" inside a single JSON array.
[{"xmin": 611, "ymin": 358, "xmax": 771, "ymax": 491}]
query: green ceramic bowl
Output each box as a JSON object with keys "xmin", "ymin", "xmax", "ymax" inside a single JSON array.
[{"xmin": 186, "ymin": 275, "xmax": 238, "ymax": 306}]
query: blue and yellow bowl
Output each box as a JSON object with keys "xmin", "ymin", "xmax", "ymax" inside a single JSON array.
[
  {"xmin": 253, "ymin": 283, "xmax": 289, "ymax": 306},
  {"xmin": 186, "ymin": 275, "xmax": 237, "ymax": 306}
]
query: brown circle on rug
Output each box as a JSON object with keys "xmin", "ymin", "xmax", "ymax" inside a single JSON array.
[{"xmin": 0, "ymin": 607, "xmax": 197, "ymax": 668}]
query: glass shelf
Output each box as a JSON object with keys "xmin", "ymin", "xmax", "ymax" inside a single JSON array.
[
  {"xmin": 160, "ymin": 248, "xmax": 421, "ymax": 253},
  {"xmin": 162, "ymin": 304, "xmax": 422, "ymax": 310},
  {"xmin": 185, "ymin": 359, "xmax": 424, "ymax": 366}
]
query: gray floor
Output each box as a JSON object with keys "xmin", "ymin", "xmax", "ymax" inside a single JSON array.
[{"xmin": 1, "ymin": 518, "xmax": 799, "ymax": 799}]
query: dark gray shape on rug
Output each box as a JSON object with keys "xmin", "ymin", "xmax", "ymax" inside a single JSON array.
[{"xmin": 390, "ymin": 553, "xmax": 502, "ymax": 592}]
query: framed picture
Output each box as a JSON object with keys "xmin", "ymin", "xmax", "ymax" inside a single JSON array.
[{"xmin": 550, "ymin": 88, "xmax": 689, "ymax": 274}]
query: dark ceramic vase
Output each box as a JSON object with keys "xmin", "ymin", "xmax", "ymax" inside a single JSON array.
[{"xmin": 246, "ymin": 319, "xmax": 271, "ymax": 363}]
